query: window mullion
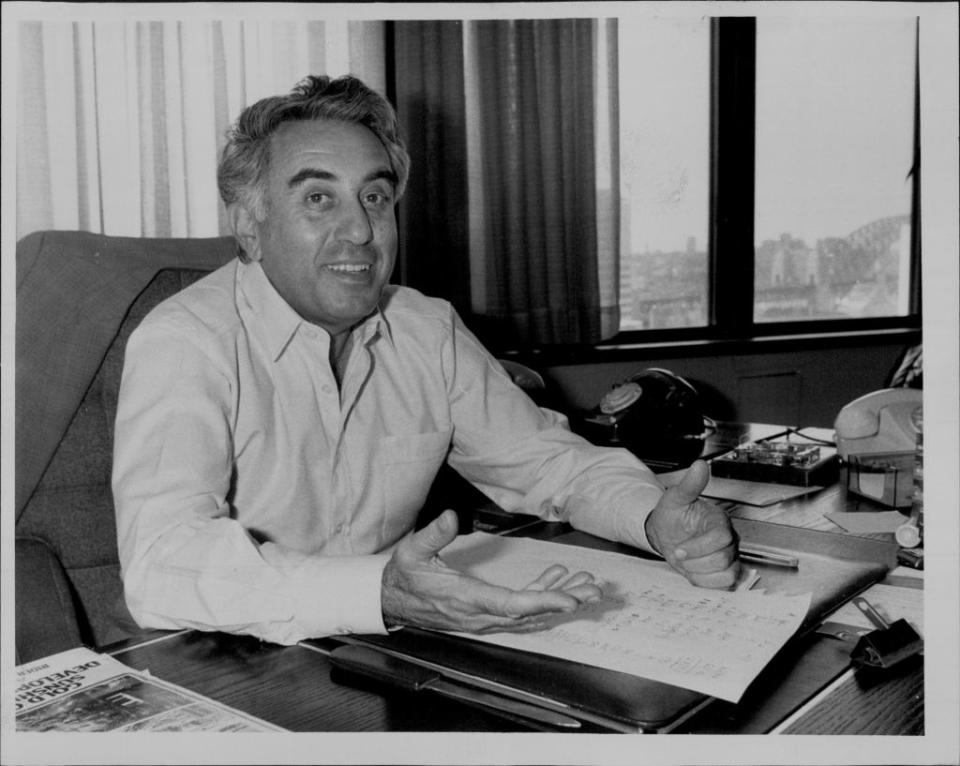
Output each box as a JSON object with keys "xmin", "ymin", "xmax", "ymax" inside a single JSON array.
[{"xmin": 709, "ymin": 17, "xmax": 756, "ymax": 336}]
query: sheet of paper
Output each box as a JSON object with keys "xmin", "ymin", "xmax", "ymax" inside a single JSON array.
[
  {"xmin": 825, "ymin": 510, "xmax": 906, "ymax": 534},
  {"xmin": 442, "ymin": 533, "xmax": 811, "ymax": 703},
  {"xmin": 702, "ymin": 476, "xmax": 821, "ymax": 506}
]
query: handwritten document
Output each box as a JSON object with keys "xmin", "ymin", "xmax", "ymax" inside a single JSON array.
[{"xmin": 443, "ymin": 533, "xmax": 811, "ymax": 703}]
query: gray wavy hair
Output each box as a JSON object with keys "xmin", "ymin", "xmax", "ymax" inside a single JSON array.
[{"xmin": 217, "ymin": 74, "xmax": 410, "ymax": 255}]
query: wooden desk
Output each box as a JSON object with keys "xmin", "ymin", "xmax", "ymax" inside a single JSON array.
[
  {"xmin": 107, "ymin": 524, "xmax": 923, "ymax": 734},
  {"xmin": 106, "ymin": 605, "xmax": 921, "ymax": 735},
  {"xmin": 104, "ymin": 423, "xmax": 923, "ymax": 735},
  {"xmin": 108, "ymin": 632, "xmax": 530, "ymax": 732}
]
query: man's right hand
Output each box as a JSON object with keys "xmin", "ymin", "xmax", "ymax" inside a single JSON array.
[{"xmin": 381, "ymin": 510, "xmax": 602, "ymax": 634}]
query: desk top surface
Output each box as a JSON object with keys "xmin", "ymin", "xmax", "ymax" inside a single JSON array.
[
  {"xmin": 108, "ymin": 569, "xmax": 922, "ymax": 735},
  {"xmin": 102, "ymin": 422, "xmax": 923, "ymax": 736},
  {"xmin": 108, "ymin": 524, "xmax": 921, "ymax": 735}
]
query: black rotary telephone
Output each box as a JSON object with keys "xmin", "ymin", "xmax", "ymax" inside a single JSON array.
[{"xmin": 579, "ymin": 368, "xmax": 706, "ymax": 467}]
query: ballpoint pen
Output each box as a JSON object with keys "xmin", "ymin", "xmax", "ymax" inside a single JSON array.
[{"xmin": 738, "ymin": 545, "xmax": 800, "ymax": 570}]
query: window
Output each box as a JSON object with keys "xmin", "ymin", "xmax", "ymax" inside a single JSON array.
[
  {"xmin": 616, "ymin": 16, "xmax": 919, "ymax": 338},
  {"xmin": 618, "ymin": 18, "xmax": 711, "ymax": 331},
  {"xmin": 755, "ymin": 17, "xmax": 916, "ymax": 322}
]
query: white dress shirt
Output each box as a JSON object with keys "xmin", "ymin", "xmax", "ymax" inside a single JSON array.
[{"xmin": 113, "ymin": 260, "xmax": 665, "ymax": 645}]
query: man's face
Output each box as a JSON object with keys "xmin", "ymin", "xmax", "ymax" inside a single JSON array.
[{"xmin": 249, "ymin": 119, "xmax": 398, "ymax": 335}]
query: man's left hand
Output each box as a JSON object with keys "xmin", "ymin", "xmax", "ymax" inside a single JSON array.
[{"xmin": 643, "ymin": 460, "xmax": 740, "ymax": 589}]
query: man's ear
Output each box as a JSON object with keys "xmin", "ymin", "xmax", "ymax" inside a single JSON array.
[{"xmin": 228, "ymin": 203, "xmax": 262, "ymax": 263}]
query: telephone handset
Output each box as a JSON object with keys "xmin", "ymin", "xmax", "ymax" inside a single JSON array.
[
  {"xmin": 583, "ymin": 368, "xmax": 705, "ymax": 450},
  {"xmin": 834, "ymin": 388, "xmax": 922, "ymax": 458}
]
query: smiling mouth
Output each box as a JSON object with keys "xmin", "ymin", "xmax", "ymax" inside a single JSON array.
[{"xmin": 324, "ymin": 263, "xmax": 373, "ymax": 274}]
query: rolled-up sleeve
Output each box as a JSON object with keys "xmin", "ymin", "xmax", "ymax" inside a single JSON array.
[{"xmin": 112, "ymin": 317, "xmax": 389, "ymax": 644}]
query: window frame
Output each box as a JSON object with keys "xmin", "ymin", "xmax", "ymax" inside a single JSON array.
[{"xmin": 605, "ymin": 17, "xmax": 922, "ymax": 350}]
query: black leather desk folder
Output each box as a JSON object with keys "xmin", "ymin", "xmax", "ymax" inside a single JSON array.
[{"xmin": 321, "ymin": 523, "xmax": 892, "ymax": 732}]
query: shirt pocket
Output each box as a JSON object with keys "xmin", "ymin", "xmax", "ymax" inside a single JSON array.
[{"xmin": 380, "ymin": 429, "xmax": 453, "ymax": 544}]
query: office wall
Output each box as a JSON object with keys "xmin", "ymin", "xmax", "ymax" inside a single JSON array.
[{"xmin": 539, "ymin": 336, "xmax": 910, "ymax": 429}]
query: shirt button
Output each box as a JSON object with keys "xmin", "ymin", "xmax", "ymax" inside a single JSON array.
[
  {"xmin": 334, "ymin": 523, "xmax": 346, "ymax": 535},
  {"xmin": 321, "ymin": 384, "xmax": 333, "ymax": 394}
]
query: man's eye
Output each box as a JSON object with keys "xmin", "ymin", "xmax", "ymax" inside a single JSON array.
[
  {"xmin": 364, "ymin": 191, "xmax": 392, "ymax": 207},
  {"xmin": 306, "ymin": 192, "xmax": 331, "ymax": 206}
]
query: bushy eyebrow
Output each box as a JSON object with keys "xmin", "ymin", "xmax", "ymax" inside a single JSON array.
[
  {"xmin": 287, "ymin": 168, "xmax": 398, "ymax": 189},
  {"xmin": 287, "ymin": 169, "xmax": 336, "ymax": 188}
]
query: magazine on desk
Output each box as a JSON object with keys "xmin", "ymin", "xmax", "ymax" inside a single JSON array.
[{"xmin": 15, "ymin": 646, "xmax": 284, "ymax": 732}]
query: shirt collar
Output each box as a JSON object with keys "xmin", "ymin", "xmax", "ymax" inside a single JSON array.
[
  {"xmin": 237, "ymin": 261, "xmax": 394, "ymax": 360},
  {"xmin": 371, "ymin": 288, "xmax": 396, "ymax": 349}
]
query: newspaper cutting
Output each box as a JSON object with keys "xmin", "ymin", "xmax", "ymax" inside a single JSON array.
[{"xmin": 15, "ymin": 646, "xmax": 284, "ymax": 732}]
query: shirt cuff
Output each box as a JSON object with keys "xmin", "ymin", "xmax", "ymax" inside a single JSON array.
[
  {"xmin": 565, "ymin": 483, "xmax": 664, "ymax": 555},
  {"xmin": 288, "ymin": 552, "xmax": 392, "ymax": 638},
  {"xmin": 612, "ymin": 486, "xmax": 662, "ymax": 553}
]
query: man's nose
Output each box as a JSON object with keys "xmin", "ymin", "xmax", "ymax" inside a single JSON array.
[{"xmin": 335, "ymin": 198, "xmax": 374, "ymax": 245}]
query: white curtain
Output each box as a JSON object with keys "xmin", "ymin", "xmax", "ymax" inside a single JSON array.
[
  {"xmin": 16, "ymin": 19, "xmax": 386, "ymax": 240},
  {"xmin": 594, "ymin": 18, "xmax": 621, "ymax": 341}
]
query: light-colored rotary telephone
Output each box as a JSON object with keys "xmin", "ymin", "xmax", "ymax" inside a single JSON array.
[{"xmin": 833, "ymin": 388, "xmax": 922, "ymax": 459}]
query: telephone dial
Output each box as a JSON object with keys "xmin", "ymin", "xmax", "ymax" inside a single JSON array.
[{"xmin": 579, "ymin": 368, "xmax": 706, "ymax": 466}]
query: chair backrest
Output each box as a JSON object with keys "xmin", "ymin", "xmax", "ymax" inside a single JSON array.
[
  {"xmin": 15, "ymin": 231, "xmax": 234, "ymax": 661},
  {"xmin": 14, "ymin": 230, "xmax": 554, "ymax": 662}
]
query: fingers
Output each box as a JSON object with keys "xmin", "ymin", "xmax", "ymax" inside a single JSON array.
[
  {"xmin": 557, "ymin": 571, "xmax": 597, "ymax": 590},
  {"xmin": 383, "ymin": 543, "xmax": 605, "ymax": 635},
  {"xmin": 474, "ymin": 579, "xmax": 595, "ymax": 620},
  {"xmin": 650, "ymin": 490, "xmax": 739, "ymax": 589},
  {"xmin": 525, "ymin": 565, "xmax": 571, "ymax": 590},
  {"xmin": 669, "ymin": 521, "xmax": 737, "ymax": 590},
  {"xmin": 479, "ymin": 615, "xmax": 555, "ymax": 635},
  {"xmin": 661, "ymin": 460, "xmax": 710, "ymax": 509},
  {"xmin": 674, "ymin": 542, "xmax": 737, "ymax": 575},
  {"xmin": 674, "ymin": 521, "xmax": 735, "ymax": 561},
  {"xmin": 683, "ymin": 561, "xmax": 741, "ymax": 590},
  {"xmin": 404, "ymin": 509, "xmax": 459, "ymax": 561},
  {"xmin": 562, "ymin": 582, "xmax": 604, "ymax": 603},
  {"xmin": 656, "ymin": 468, "xmax": 687, "ymax": 489},
  {"xmin": 435, "ymin": 588, "xmax": 578, "ymax": 634},
  {"xmin": 469, "ymin": 564, "xmax": 604, "ymax": 625},
  {"xmin": 525, "ymin": 567, "xmax": 597, "ymax": 592},
  {"xmin": 524, "ymin": 568, "xmax": 603, "ymax": 607},
  {"xmin": 390, "ymin": 511, "xmax": 607, "ymax": 634}
]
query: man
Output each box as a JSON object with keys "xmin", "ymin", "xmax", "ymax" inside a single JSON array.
[{"xmin": 113, "ymin": 74, "xmax": 738, "ymax": 646}]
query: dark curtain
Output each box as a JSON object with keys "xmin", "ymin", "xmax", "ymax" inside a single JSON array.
[
  {"xmin": 392, "ymin": 19, "xmax": 610, "ymax": 348},
  {"xmin": 473, "ymin": 19, "xmax": 603, "ymax": 346},
  {"xmin": 392, "ymin": 21, "xmax": 471, "ymax": 316}
]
